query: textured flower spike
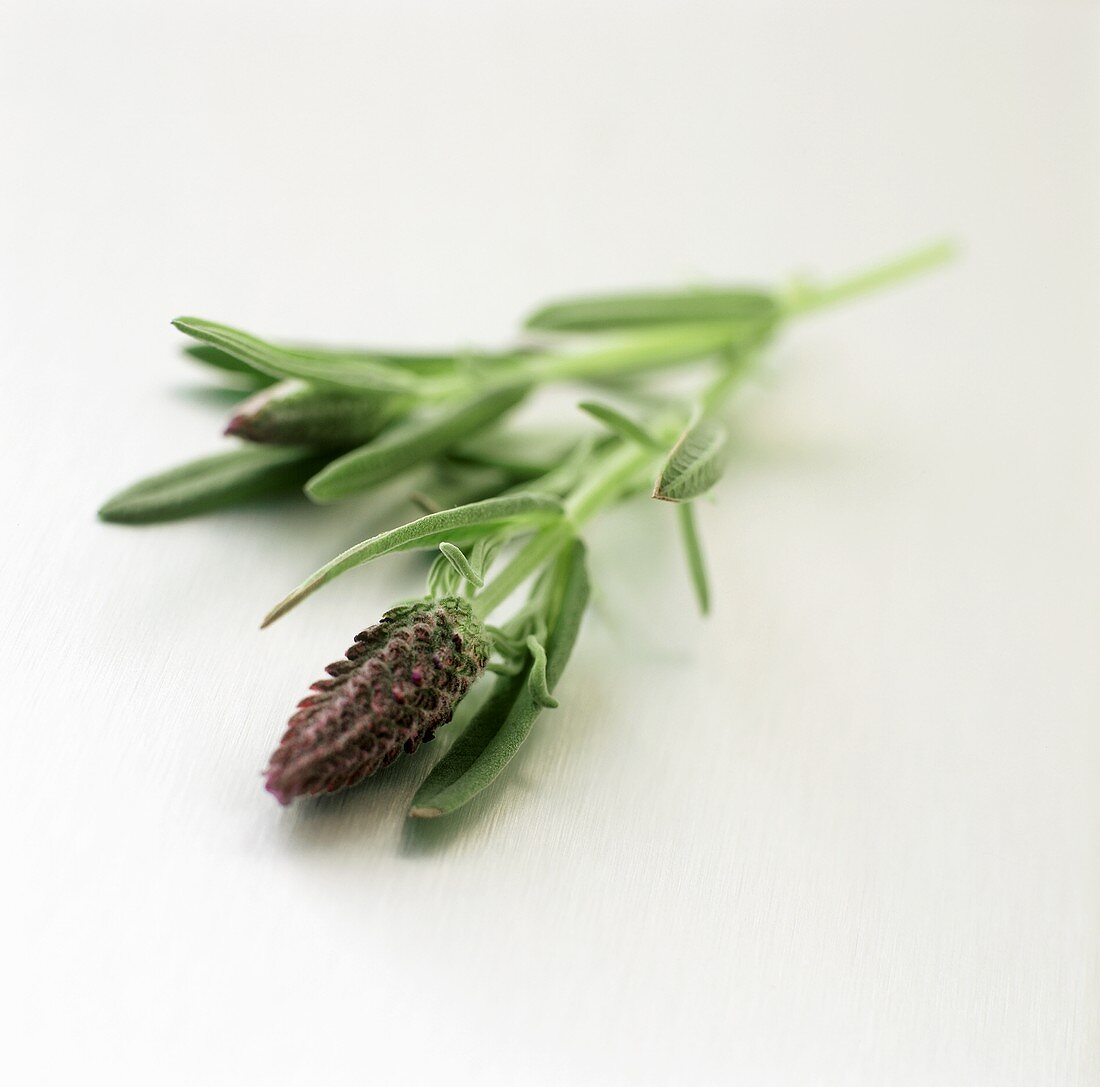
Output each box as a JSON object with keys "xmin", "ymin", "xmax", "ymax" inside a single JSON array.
[{"xmin": 264, "ymin": 596, "xmax": 491, "ymax": 805}]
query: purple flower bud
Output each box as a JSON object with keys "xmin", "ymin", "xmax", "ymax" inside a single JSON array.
[
  {"xmin": 264, "ymin": 597, "xmax": 490, "ymax": 805},
  {"xmin": 226, "ymin": 380, "xmax": 397, "ymax": 449}
]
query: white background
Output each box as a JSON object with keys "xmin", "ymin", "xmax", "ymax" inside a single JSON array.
[{"xmin": 2, "ymin": 2, "xmax": 1097, "ymax": 1083}]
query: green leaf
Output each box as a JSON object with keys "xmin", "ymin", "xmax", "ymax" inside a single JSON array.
[
  {"xmin": 525, "ymin": 287, "xmax": 778, "ymax": 332},
  {"xmin": 98, "ymin": 445, "xmax": 327, "ymax": 524},
  {"xmin": 409, "ymin": 540, "xmax": 589, "ymax": 818},
  {"xmin": 578, "ymin": 400, "xmax": 662, "ymax": 449},
  {"xmin": 448, "ymin": 426, "xmax": 584, "ymax": 477},
  {"xmin": 261, "ymin": 492, "xmax": 564, "ymax": 626},
  {"xmin": 305, "ymin": 387, "xmax": 526, "ymax": 503},
  {"xmin": 437, "ymin": 542, "xmax": 484, "ymax": 588},
  {"xmin": 183, "ymin": 344, "xmax": 276, "ymax": 387},
  {"xmin": 524, "ymin": 635, "xmax": 558, "ymax": 708},
  {"xmin": 676, "ymin": 503, "xmax": 711, "ymax": 615},
  {"xmin": 652, "ymin": 414, "xmax": 728, "ymax": 502},
  {"xmin": 173, "ymin": 317, "xmax": 429, "ymax": 394},
  {"xmin": 427, "ymin": 551, "xmax": 462, "ymax": 598},
  {"xmin": 406, "ymin": 464, "xmax": 524, "ymax": 517}
]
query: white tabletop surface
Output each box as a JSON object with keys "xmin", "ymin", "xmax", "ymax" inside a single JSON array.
[{"xmin": 3, "ymin": 2, "xmax": 1096, "ymax": 1084}]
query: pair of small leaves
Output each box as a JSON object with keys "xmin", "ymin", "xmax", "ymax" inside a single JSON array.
[
  {"xmin": 262, "ymin": 492, "xmax": 564, "ymax": 627},
  {"xmin": 578, "ymin": 397, "xmax": 727, "ymax": 503},
  {"xmin": 409, "ymin": 539, "xmax": 589, "ymax": 818},
  {"xmin": 574, "ymin": 397, "xmax": 717, "ymax": 615},
  {"xmin": 174, "ymin": 317, "xmax": 513, "ymax": 394},
  {"xmin": 98, "ymin": 445, "xmax": 329, "ymax": 524},
  {"xmin": 654, "ymin": 414, "xmax": 726, "ymax": 614}
]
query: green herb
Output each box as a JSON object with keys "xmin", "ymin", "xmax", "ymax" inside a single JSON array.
[
  {"xmin": 226, "ymin": 380, "xmax": 400, "ymax": 449},
  {"xmin": 304, "ymin": 387, "xmax": 526, "ymax": 502},
  {"xmin": 652, "ymin": 414, "xmax": 728, "ymax": 502},
  {"xmin": 409, "ymin": 539, "xmax": 590, "ymax": 817},
  {"xmin": 525, "ymin": 286, "xmax": 777, "ymax": 332},
  {"xmin": 98, "ymin": 445, "xmax": 327, "ymax": 524},
  {"xmin": 100, "ymin": 242, "xmax": 953, "ymax": 819}
]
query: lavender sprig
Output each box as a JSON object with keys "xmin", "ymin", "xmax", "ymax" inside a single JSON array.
[{"xmin": 99, "ymin": 242, "xmax": 954, "ymax": 817}]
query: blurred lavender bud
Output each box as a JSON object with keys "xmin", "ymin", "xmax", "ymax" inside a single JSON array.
[
  {"xmin": 264, "ymin": 596, "xmax": 490, "ymax": 805},
  {"xmin": 226, "ymin": 380, "xmax": 399, "ymax": 449}
]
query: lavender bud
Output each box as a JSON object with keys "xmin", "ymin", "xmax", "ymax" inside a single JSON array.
[
  {"xmin": 226, "ymin": 380, "xmax": 397, "ymax": 449},
  {"xmin": 264, "ymin": 596, "xmax": 490, "ymax": 805}
]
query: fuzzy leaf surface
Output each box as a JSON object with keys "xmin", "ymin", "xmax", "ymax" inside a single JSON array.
[
  {"xmin": 653, "ymin": 415, "xmax": 728, "ymax": 502},
  {"xmin": 98, "ymin": 446, "xmax": 326, "ymax": 524},
  {"xmin": 173, "ymin": 317, "xmax": 465, "ymax": 393},
  {"xmin": 525, "ymin": 287, "xmax": 777, "ymax": 332},
  {"xmin": 305, "ymin": 388, "xmax": 525, "ymax": 502},
  {"xmin": 262, "ymin": 493, "xmax": 564, "ymax": 626},
  {"xmin": 409, "ymin": 540, "xmax": 589, "ymax": 818}
]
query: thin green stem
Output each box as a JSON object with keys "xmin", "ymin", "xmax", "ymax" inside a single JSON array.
[
  {"xmin": 699, "ymin": 348, "xmax": 757, "ymax": 416},
  {"xmin": 469, "ymin": 241, "xmax": 954, "ymax": 620},
  {"xmin": 421, "ymin": 323, "xmax": 750, "ymax": 402},
  {"xmin": 782, "ymin": 239, "xmax": 956, "ymax": 317},
  {"xmin": 564, "ymin": 441, "xmax": 657, "ymax": 524},
  {"xmin": 472, "ymin": 523, "xmax": 571, "ymax": 619},
  {"xmin": 677, "ymin": 502, "xmax": 710, "ymax": 615},
  {"xmin": 417, "ymin": 244, "xmax": 951, "ymax": 405},
  {"xmin": 473, "ymin": 440, "xmax": 659, "ymax": 619}
]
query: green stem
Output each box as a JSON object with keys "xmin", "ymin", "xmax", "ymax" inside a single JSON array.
[
  {"xmin": 518, "ymin": 324, "xmax": 749, "ymax": 386},
  {"xmin": 782, "ymin": 239, "xmax": 955, "ymax": 317},
  {"xmin": 699, "ymin": 347, "xmax": 756, "ymax": 416},
  {"xmin": 473, "ymin": 441, "xmax": 658, "ymax": 619},
  {"xmin": 424, "ymin": 242, "xmax": 953, "ymax": 405},
  {"xmin": 467, "ymin": 241, "xmax": 956, "ymax": 619},
  {"xmin": 563, "ymin": 440, "xmax": 656, "ymax": 524},
  {"xmin": 424, "ymin": 323, "xmax": 751, "ymax": 402},
  {"xmin": 472, "ymin": 523, "xmax": 571, "ymax": 619}
]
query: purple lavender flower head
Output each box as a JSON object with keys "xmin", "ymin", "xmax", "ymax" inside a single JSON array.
[{"xmin": 265, "ymin": 596, "xmax": 490, "ymax": 805}]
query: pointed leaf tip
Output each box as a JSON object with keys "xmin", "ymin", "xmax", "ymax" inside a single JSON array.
[
  {"xmin": 263, "ymin": 492, "xmax": 564, "ymax": 623},
  {"xmin": 653, "ymin": 415, "xmax": 728, "ymax": 503}
]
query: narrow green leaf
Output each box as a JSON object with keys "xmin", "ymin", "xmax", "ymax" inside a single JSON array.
[
  {"xmin": 468, "ymin": 534, "xmax": 504, "ymax": 580},
  {"xmin": 578, "ymin": 400, "xmax": 662, "ymax": 449},
  {"xmin": 652, "ymin": 415, "xmax": 728, "ymax": 502},
  {"xmin": 173, "ymin": 317, "xmax": 427, "ymax": 394},
  {"xmin": 438, "ymin": 542, "xmax": 484, "ymax": 588},
  {"xmin": 305, "ymin": 388, "xmax": 526, "ymax": 503},
  {"xmin": 98, "ymin": 445, "xmax": 327, "ymax": 524},
  {"xmin": 525, "ymin": 287, "xmax": 778, "ymax": 332},
  {"xmin": 524, "ymin": 635, "xmax": 558, "ymax": 708},
  {"xmin": 448, "ymin": 427, "xmax": 584, "ymax": 477},
  {"xmin": 407, "ymin": 463, "xmax": 526, "ymax": 517},
  {"xmin": 427, "ymin": 551, "xmax": 462, "ymax": 598},
  {"xmin": 409, "ymin": 540, "xmax": 589, "ymax": 818},
  {"xmin": 261, "ymin": 492, "xmax": 564, "ymax": 627},
  {"xmin": 676, "ymin": 503, "xmax": 711, "ymax": 615},
  {"xmin": 183, "ymin": 344, "xmax": 276, "ymax": 387}
]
